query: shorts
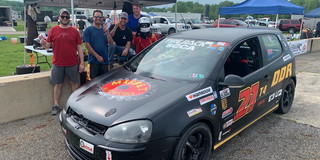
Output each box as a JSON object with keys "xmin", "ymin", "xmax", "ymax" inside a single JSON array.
[{"xmin": 50, "ymin": 64, "xmax": 79, "ymax": 84}]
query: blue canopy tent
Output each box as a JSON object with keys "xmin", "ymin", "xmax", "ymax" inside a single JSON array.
[
  {"xmin": 305, "ymin": 7, "xmax": 320, "ymax": 18},
  {"xmin": 218, "ymin": 0, "xmax": 304, "ymax": 30}
]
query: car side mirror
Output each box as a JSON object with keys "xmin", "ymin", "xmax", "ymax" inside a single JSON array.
[
  {"xmin": 164, "ymin": 21, "xmax": 168, "ymax": 24},
  {"xmin": 219, "ymin": 74, "xmax": 245, "ymax": 88}
]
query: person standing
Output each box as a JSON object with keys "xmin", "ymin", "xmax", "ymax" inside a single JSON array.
[
  {"xmin": 133, "ymin": 17, "xmax": 157, "ymax": 54},
  {"xmin": 40, "ymin": 8, "xmax": 85, "ymax": 115},
  {"xmin": 109, "ymin": 12, "xmax": 135, "ymax": 65},
  {"xmin": 316, "ymin": 21, "xmax": 320, "ymax": 37},
  {"xmin": 126, "ymin": 3, "xmax": 143, "ymax": 33},
  {"xmin": 83, "ymin": 10, "xmax": 114, "ymax": 80},
  {"xmin": 77, "ymin": 17, "xmax": 86, "ymax": 37}
]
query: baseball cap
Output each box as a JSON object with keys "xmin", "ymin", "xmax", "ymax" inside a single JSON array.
[
  {"xmin": 120, "ymin": 12, "xmax": 128, "ymax": 19},
  {"xmin": 59, "ymin": 8, "xmax": 70, "ymax": 15}
]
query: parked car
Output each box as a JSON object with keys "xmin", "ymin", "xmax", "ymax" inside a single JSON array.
[
  {"xmin": 213, "ymin": 19, "xmax": 247, "ymax": 27},
  {"xmin": 152, "ymin": 16, "xmax": 192, "ymax": 35},
  {"xmin": 277, "ymin": 19, "xmax": 301, "ymax": 33},
  {"xmin": 180, "ymin": 18, "xmax": 212, "ymax": 29},
  {"xmin": 60, "ymin": 27, "xmax": 296, "ymax": 160}
]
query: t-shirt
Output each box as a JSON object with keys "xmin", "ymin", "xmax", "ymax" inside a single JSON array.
[
  {"xmin": 133, "ymin": 34, "xmax": 157, "ymax": 54},
  {"xmin": 46, "ymin": 25, "xmax": 82, "ymax": 66},
  {"xmin": 126, "ymin": 14, "xmax": 142, "ymax": 32},
  {"xmin": 83, "ymin": 26, "xmax": 109, "ymax": 64},
  {"xmin": 109, "ymin": 24, "xmax": 133, "ymax": 46},
  {"xmin": 77, "ymin": 20, "xmax": 86, "ymax": 30}
]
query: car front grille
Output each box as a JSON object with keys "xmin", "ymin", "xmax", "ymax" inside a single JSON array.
[{"xmin": 67, "ymin": 107, "xmax": 107, "ymax": 135}]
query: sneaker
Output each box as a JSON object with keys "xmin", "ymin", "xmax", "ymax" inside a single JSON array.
[
  {"xmin": 51, "ymin": 105, "xmax": 60, "ymax": 116},
  {"xmin": 109, "ymin": 64, "xmax": 114, "ymax": 70}
]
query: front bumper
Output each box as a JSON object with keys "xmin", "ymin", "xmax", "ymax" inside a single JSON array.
[{"xmin": 60, "ymin": 112, "xmax": 177, "ymax": 160}]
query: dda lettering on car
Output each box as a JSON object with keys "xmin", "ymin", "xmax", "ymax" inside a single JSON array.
[
  {"xmin": 185, "ymin": 86, "xmax": 213, "ymax": 101},
  {"xmin": 271, "ymin": 63, "xmax": 292, "ymax": 87},
  {"xmin": 98, "ymin": 79, "xmax": 157, "ymax": 101}
]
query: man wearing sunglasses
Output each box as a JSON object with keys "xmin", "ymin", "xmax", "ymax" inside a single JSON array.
[
  {"xmin": 40, "ymin": 8, "xmax": 85, "ymax": 116},
  {"xmin": 83, "ymin": 10, "xmax": 114, "ymax": 79},
  {"xmin": 109, "ymin": 12, "xmax": 136, "ymax": 65}
]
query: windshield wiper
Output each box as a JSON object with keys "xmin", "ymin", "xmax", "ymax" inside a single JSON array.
[{"xmin": 150, "ymin": 76, "xmax": 166, "ymax": 82}]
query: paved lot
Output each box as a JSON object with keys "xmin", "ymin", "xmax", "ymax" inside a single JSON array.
[{"xmin": 0, "ymin": 51, "xmax": 320, "ymax": 160}]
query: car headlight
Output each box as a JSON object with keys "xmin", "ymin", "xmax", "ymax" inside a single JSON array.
[{"xmin": 104, "ymin": 120, "xmax": 152, "ymax": 143}]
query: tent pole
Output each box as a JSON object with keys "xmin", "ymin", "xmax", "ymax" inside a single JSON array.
[
  {"xmin": 299, "ymin": 17, "xmax": 303, "ymax": 39},
  {"xmin": 175, "ymin": 1, "xmax": 177, "ymax": 30},
  {"xmin": 218, "ymin": 15, "xmax": 220, "ymax": 28},
  {"xmin": 24, "ymin": 5, "xmax": 27, "ymax": 65},
  {"xmin": 275, "ymin": 14, "xmax": 278, "ymax": 28},
  {"xmin": 71, "ymin": 0, "xmax": 75, "ymax": 26}
]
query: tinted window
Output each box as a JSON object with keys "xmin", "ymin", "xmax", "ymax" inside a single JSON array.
[
  {"xmin": 291, "ymin": 20, "xmax": 299, "ymax": 24},
  {"xmin": 261, "ymin": 35, "xmax": 282, "ymax": 62},
  {"xmin": 282, "ymin": 20, "xmax": 289, "ymax": 24}
]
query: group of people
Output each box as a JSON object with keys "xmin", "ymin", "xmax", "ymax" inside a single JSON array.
[{"xmin": 40, "ymin": 4, "xmax": 158, "ymax": 115}]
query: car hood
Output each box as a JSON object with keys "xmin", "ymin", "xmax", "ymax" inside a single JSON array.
[{"xmin": 66, "ymin": 68, "xmax": 200, "ymax": 126}]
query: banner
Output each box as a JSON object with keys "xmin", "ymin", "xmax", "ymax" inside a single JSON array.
[{"xmin": 287, "ymin": 39, "xmax": 308, "ymax": 56}]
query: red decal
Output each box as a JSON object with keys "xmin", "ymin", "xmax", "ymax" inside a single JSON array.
[{"xmin": 102, "ymin": 80, "xmax": 150, "ymax": 96}]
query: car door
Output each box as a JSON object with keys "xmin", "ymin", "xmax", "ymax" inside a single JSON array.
[{"xmin": 216, "ymin": 36, "xmax": 275, "ymax": 141}]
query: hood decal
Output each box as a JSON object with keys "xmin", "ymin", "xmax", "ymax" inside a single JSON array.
[{"xmin": 97, "ymin": 79, "xmax": 157, "ymax": 101}]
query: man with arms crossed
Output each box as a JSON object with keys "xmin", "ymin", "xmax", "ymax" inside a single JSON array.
[{"xmin": 41, "ymin": 8, "xmax": 85, "ymax": 115}]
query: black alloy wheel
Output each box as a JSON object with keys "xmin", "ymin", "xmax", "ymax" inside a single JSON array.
[
  {"xmin": 276, "ymin": 79, "xmax": 295, "ymax": 114},
  {"xmin": 172, "ymin": 123, "xmax": 212, "ymax": 160}
]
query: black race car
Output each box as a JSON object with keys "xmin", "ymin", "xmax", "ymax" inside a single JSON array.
[{"xmin": 60, "ymin": 27, "xmax": 296, "ymax": 160}]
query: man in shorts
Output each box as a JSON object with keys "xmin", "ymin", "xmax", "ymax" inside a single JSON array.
[{"xmin": 40, "ymin": 8, "xmax": 85, "ymax": 115}]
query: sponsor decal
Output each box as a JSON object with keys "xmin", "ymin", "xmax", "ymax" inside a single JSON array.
[
  {"xmin": 219, "ymin": 88, "xmax": 231, "ymax": 99},
  {"xmin": 164, "ymin": 39, "xmax": 214, "ymax": 51},
  {"xmin": 257, "ymin": 99, "xmax": 266, "ymax": 107},
  {"xmin": 222, "ymin": 129, "xmax": 231, "ymax": 136},
  {"xmin": 213, "ymin": 91, "xmax": 218, "ymax": 99},
  {"xmin": 186, "ymin": 86, "xmax": 213, "ymax": 101},
  {"xmin": 191, "ymin": 73, "xmax": 205, "ymax": 79},
  {"xmin": 271, "ymin": 63, "xmax": 292, "ymax": 87},
  {"xmin": 223, "ymin": 119, "xmax": 233, "ymax": 129},
  {"xmin": 211, "ymin": 44, "xmax": 219, "ymax": 50},
  {"xmin": 217, "ymin": 42, "xmax": 229, "ymax": 46},
  {"xmin": 282, "ymin": 54, "xmax": 291, "ymax": 61},
  {"xmin": 210, "ymin": 104, "xmax": 217, "ymax": 116},
  {"xmin": 199, "ymin": 95, "xmax": 215, "ymax": 105},
  {"xmin": 187, "ymin": 107, "xmax": 203, "ymax": 117},
  {"xmin": 218, "ymin": 131, "xmax": 222, "ymax": 141},
  {"xmin": 218, "ymin": 47, "xmax": 225, "ymax": 53},
  {"xmin": 221, "ymin": 98, "xmax": 228, "ymax": 110},
  {"xmin": 98, "ymin": 79, "xmax": 157, "ymax": 101},
  {"xmin": 268, "ymin": 89, "xmax": 282, "ymax": 102},
  {"xmin": 106, "ymin": 150, "xmax": 112, "ymax": 160},
  {"xmin": 80, "ymin": 139, "xmax": 94, "ymax": 154},
  {"xmin": 222, "ymin": 107, "xmax": 233, "ymax": 119}
]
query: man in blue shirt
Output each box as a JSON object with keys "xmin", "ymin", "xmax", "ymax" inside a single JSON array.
[
  {"xmin": 126, "ymin": 3, "xmax": 143, "ymax": 33},
  {"xmin": 83, "ymin": 10, "xmax": 114, "ymax": 79}
]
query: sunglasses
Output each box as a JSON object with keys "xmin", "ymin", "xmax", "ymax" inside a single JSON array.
[
  {"xmin": 94, "ymin": 16, "xmax": 103, "ymax": 19},
  {"xmin": 61, "ymin": 16, "xmax": 70, "ymax": 19}
]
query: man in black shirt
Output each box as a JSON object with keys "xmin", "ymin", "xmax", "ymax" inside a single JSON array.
[
  {"xmin": 77, "ymin": 18, "xmax": 86, "ymax": 37},
  {"xmin": 109, "ymin": 12, "xmax": 135, "ymax": 65}
]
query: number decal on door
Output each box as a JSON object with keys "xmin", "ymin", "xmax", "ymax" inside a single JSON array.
[{"xmin": 234, "ymin": 82, "xmax": 259, "ymax": 122}]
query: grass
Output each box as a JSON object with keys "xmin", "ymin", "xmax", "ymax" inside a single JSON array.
[{"xmin": 0, "ymin": 34, "xmax": 52, "ymax": 77}]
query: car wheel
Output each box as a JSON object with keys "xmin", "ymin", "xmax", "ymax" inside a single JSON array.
[
  {"xmin": 275, "ymin": 79, "xmax": 295, "ymax": 114},
  {"xmin": 288, "ymin": 28, "xmax": 295, "ymax": 33},
  {"xmin": 168, "ymin": 28, "xmax": 176, "ymax": 35},
  {"xmin": 172, "ymin": 123, "xmax": 212, "ymax": 160}
]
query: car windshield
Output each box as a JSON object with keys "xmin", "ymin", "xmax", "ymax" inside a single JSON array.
[{"xmin": 125, "ymin": 38, "xmax": 226, "ymax": 82}]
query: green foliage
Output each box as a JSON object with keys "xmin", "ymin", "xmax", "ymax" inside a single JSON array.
[{"xmin": 0, "ymin": 34, "xmax": 52, "ymax": 77}]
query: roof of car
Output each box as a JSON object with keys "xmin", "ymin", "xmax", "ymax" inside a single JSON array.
[{"xmin": 169, "ymin": 27, "xmax": 281, "ymax": 43}]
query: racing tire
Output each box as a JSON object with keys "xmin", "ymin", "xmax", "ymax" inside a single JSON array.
[
  {"xmin": 275, "ymin": 79, "xmax": 295, "ymax": 114},
  {"xmin": 16, "ymin": 65, "xmax": 40, "ymax": 75},
  {"xmin": 172, "ymin": 123, "xmax": 212, "ymax": 160},
  {"xmin": 168, "ymin": 28, "xmax": 176, "ymax": 35}
]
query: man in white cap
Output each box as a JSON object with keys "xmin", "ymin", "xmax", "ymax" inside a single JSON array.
[
  {"xmin": 40, "ymin": 8, "xmax": 85, "ymax": 115},
  {"xmin": 109, "ymin": 12, "xmax": 135, "ymax": 65}
]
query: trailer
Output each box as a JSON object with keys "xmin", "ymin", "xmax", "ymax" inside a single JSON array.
[{"xmin": 0, "ymin": 6, "xmax": 13, "ymax": 26}]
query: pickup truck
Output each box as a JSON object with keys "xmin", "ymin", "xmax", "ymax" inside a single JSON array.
[{"xmin": 152, "ymin": 16, "xmax": 192, "ymax": 35}]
